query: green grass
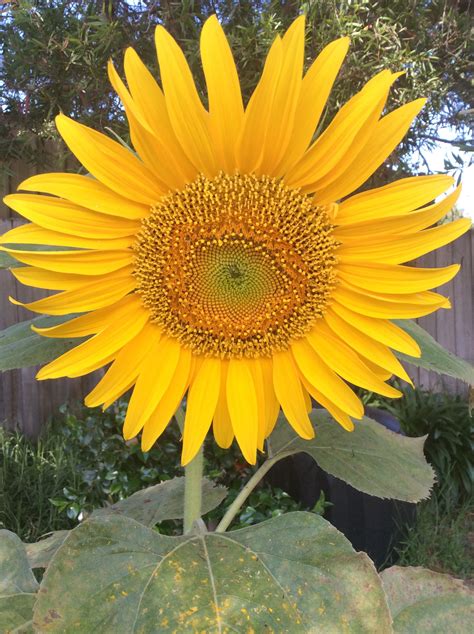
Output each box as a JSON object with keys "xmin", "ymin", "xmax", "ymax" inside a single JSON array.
[
  {"xmin": 0, "ymin": 426, "xmax": 80, "ymax": 542},
  {"xmin": 392, "ymin": 486, "xmax": 474, "ymax": 579}
]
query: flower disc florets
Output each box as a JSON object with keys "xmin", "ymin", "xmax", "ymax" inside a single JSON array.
[{"xmin": 134, "ymin": 173, "xmax": 337, "ymax": 358}]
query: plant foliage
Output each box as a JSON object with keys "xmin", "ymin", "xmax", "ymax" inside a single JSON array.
[{"xmin": 1, "ymin": 0, "xmax": 471, "ymax": 181}]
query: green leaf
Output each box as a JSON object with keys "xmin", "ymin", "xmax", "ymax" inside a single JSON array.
[
  {"xmin": 25, "ymin": 531, "xmax": 69, "ymax": 569},
  {"xmin": 381, "ymin": 566, "xmax": 474, "ymax": 633},
  {"xmin": 92, "ymin": 477, "xmax": 227, "ymax": 526},
  {"xmin": 0, "ymin": 250, "xmax": 23, "ymax": 268},
  {"xmin": 0, "ymin": 530, "xmax": 38, "ymax": 633},
  {"xmin": 395, "ymin": 320, "xmax": 474, "ymax": 384},
  {"xmin": 34, "ymin": 512, "xmax": 392, "ymax": 632},
  {"xmin": 0, "ymin": 316, "xmax": 83, "ymax": 371},
  {"xmin": 267, "ymin": 411, "xmax": 435, "ymax": 502}
]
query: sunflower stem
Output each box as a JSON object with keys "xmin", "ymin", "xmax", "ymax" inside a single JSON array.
[
  {"xmin": 183, "ymin": 445, "xmax": 204, "ymax": 534},
  {"xmin": 176, "ymin": 404, "xmax": 204, "ymax": 535},
  {"xmin": 215, "ymin": 450, "xmax": 297, "ymax": 533}
]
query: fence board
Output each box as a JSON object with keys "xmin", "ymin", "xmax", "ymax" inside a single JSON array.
[{"xmin": 0, "ymin": 216, "xmax": 472, "ymax": 436}]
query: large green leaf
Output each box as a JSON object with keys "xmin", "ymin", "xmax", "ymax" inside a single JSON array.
[
  {"xmin": 267, "ymin": 411, "xmax": 434, "ymax": 502},
  {"xmin": 34, "ymin": 512, "xmax": 392, "ymax": 632},
  {"xmin": 0, "ymin": 530, "xmax": 38, "ymax": 633},
  {"xmin": 25, "ymin": 531, "xmax": 69, "ymax": 569},
  {"xmin": 0, "ymin": 315, "xmax": 82, "ymax": 371},
  {"xmin": 92, "ymin": 477, "xmax": 227, "ymax": 526},
  {"xmin": 395, "ymin": 320, "xmax": 474, "ymax": 384},
  {"xmin": 381, "ymin": 566, "xmax": 474, "ymax": 633}
]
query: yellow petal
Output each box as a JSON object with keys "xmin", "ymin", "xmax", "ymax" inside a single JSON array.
[
  {"xmin": 123, "ymin": 334, "xmax": 182, "ymax": 440},
  {"xmin": 336, "ymin": 261, "xmax": 460, "ymax": 295},
  {"xmin": 333, "ymin": 284, "xmax": 449, "ymax": 319},
  {"xmin": 363, "ymin": 358, "xmax": 393, "ymax": 381},
  {"xmin": 141, "ymin": 347, "xmax": 192, "ymax": 452},
  {"xmin": 226, "ymin": 358, "xmax": 259, "ymax": 464},
  {"xmin": 213, "ymin": 360, "xmax": 234, "ymax": 449},
  {"xmin": 19, "ymin": 173, "xmax": 149, "ymax": 220},
  {"xmin": 339, "ymin": 283, "xmax": 451, "ymax": 308},
  {"xmin": 56, "ymin": 114, "xmax": 163, "ymax": 204},
  {"xmin": 102, "ymin": 378, "xmax": 136, "ymax": 411},
  {"xmin": 260, "ymin": 357, "xmax": 280, "ymax": 438},
  {"xmin": 334, "ymin": 174, "xmax": 454, "ymax": 225},
  {"xmin": 315, "ymin": 98, "xmax": 427, "ymax": 203},
  {"xmin": 182, "ymin": 357, "xmax": 221, "ymax": 465},
  {"xmin": 85, "ymin": 324, "xmax": 161, "ymax": 408},
  {"xmin": 36, "ymin": 295, "xmax": 149, "ymax": 380},
  {"xmin": 323, "ymin": 310, "xmax": 413, "ymax": 384},
  {"xmin": 4, "ymin": 193, "xmax": 139, "ymax": 239},
  {"xmin": 286, "ymin": 70, "xmax": 399, "ymax": 189},
  {"xmin": 12, "ymin": 268, "xmax": 135, "ymax": 315},
  {"xmin": 334, "ymin": 187, "xmax": 461, "ymax": 241},
  {"xmin": 276, "ymin": 37, "xmax": 349, "ymax": 176},
  {"xmin": 32, "ymin": 295, "xmax": 134, "ymax": 338},
  {"xmin": 201, "ymin": 16, "xmax": 244, "ymax": 172},
  {"xmin": 155, "ymin": 26, "xmax": 216, "ymax": 176},
  {"xmin": 0, "ymin": 223, "xmax": 134, "ymax": 251},
  {"xmin": 292, "ymin": 337, "xmax": 364, "ymax": 418},
  {"xmin": 237, "ymin": 36, "xmax": 283, "ymax": 173},
  {"xmin": 248, "ymin": 360, "xmax": 267, "ymax": 452},
  {"xmin": 0, "ymin": 246, "xmax": 133, "ymax": 275},
  {"xmin": 337, "ymin": 217, "xmax": 471, "ymax": 264},
  {"xmin": 272, "ymin": 350, "xmax": 315, "ymax": 439},
  {"xmin": 108, "ymin": 60, "xmax": 185, "ymax": 191},
  {"xmin": 331, "ymin": 301, "xmax": 421, "ymax": 357},
  {"xmin": 302, "ymin": 71, "xmax": 405, "ymax": 193},
  {"xmin": 260, "ymin": 15, "xmax": 305, "ymax": 174},
  {"xmin": 123, "ymin": 47, "xmax": 196, "ymax": 187},
  {"xmin": 307, "ymin": 322, "xmax": 402, "ymax": 398},
  {"xmin": 300, "ymin": 375, "xmax": 355, "ymax": 431},
  {"xmin": 11, "ymin": 266, "xmax": 100, "ymax": 291}
]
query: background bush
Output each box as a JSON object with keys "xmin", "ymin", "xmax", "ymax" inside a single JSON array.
[
  {"xmin": 0, "ymin": 400, "xmax": 304, "ymax": 542},
  {"xmin": 1, "ymin": 0, "xmax": 471, "ymax": 182}
]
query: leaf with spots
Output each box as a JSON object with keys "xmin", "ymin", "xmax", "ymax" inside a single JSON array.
[
  {"xmin": 92, "ymin": 476, "xmax": 227, "ymax": 526},
  {"xmin": 267, "ymin": 411, "xmax": 435, "ymax": 502},
  {"xmin": 25, "ymin": 531, "xmax": 69, "ymax": 569},
  {"xmin": 381, "ymin": 566, "xmax": 474, "ymax": 633},
  {"xmin": 33, "ymin": 512, "xmax": 392, "ymax": 632},
  {"xmin": 0, "ymin": 530, "xmax": 38, "ymax": 633}
]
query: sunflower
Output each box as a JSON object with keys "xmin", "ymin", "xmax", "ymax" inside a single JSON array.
[{"xmin": 1, "ymin": 16, "xmax": 470, "ymax": 465}]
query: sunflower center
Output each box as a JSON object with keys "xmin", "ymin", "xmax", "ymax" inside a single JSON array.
[{"xmin": 133, "ymin": 173, "xmax": 338, "ymax": 358}]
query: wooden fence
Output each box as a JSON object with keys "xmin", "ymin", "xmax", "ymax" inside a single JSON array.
[{"xmin": 0, "ymin": 215, "xmax": 473, "ymax": 437}]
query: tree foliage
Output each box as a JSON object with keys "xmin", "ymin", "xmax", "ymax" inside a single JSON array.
[{"xmin": 0, "ymin": 0, "xmax": 472, "ymax": 180}]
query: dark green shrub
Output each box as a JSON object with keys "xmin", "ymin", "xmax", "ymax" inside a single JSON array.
[{"xmin": 1, "ymin": 400, "xmax": 302, "ymax": 540}]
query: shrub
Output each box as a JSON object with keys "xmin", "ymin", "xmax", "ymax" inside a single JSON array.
[{"xmin": 0, "ymin": 401, "xmax": 302, "ymax": 540}]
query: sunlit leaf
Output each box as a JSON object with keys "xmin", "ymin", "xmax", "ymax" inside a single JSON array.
[{"xmin": 267, "ymin": 411, "xmax": 435, "ymax": 502}]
